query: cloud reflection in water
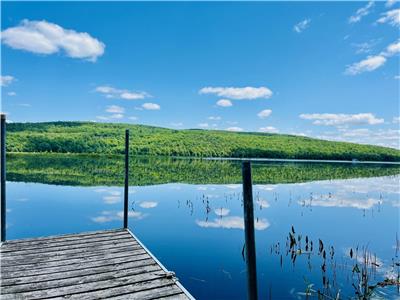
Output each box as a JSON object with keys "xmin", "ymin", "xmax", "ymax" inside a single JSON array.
[
  {"xmin": 91, "ymin": 210, "xmax": 145, "ymax": 223},
  {"xmin": 197, "ymin": 217, "xmax": 270, "ymax": 230}
]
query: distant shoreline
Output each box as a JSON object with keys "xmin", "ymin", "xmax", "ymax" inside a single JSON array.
[
  {"xmin": 6, "ymin": 152, "xmax": 400, "ymax": 187},
  {"xmin": 7, "ymin": 152, "xmax": 400, "ymax": 165},
  {"xmin": 204, "ymin": 157, "xmax": 400, "ymax": 165},
  {"xmin": 6, "ymin": 121, "xmax": 400, "ymax": 162}
]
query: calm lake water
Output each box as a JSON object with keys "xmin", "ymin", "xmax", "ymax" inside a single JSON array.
[{"xmin": 5, "ymin": 154, "xmax": 400, "ymax": 299}]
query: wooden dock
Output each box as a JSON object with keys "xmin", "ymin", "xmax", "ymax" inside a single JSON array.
[{"xmin": 0, "ymin": 228, "xmax": 194, "ymax": 300}]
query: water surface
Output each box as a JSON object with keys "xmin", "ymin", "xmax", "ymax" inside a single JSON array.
[{"xmin": 5, "ymin": 154, "xmax": 400, "ymax": 299}]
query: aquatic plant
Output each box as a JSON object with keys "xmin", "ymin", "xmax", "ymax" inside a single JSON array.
[{"xmin": 270, "ymin": 226, "xmax": 400, "ymax": 299}]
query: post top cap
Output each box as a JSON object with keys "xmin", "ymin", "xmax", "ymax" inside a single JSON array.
[{"xmin": 0, "ymin": 114, "xmax": 5, "ymax": 120}]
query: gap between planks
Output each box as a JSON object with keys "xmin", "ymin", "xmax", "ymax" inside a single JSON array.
[{"xmin": 0, "ymin": 228, "xmax": 193, "ymax": 300}]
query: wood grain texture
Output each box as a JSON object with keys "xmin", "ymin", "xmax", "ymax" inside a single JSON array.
[{"xmin": 0, "ymin": 229, "xmax": 193, "ymax": 300}]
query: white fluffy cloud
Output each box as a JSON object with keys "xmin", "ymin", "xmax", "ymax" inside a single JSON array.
[
  {"xmin": 91, "ymin": 210, "xmax": 145, "ymax": 223},
  {"xmin": 0, "ymin": 75, "xmax": 15, "ymax": 87},
  {"xmin": 384, "ymin": 40, "xmax": 400, "ymax": 56},
  {"xmin": 257, "ymin": 109, "xmax": 272, "ymax": 119},
  {"xmin": 121, "ymin": 92, "xmax": 146, "ymax": 100},
  {"xmin": 345, "ymin": 55, "xmax": 387, "ymax": 75},
  {"xmin": 96, "ymin": 113, "xmax": 124, "ymax": 121},
  {"xmin": 200, "ymin": 86, "xmax": 272, "ymax": 100},
  {"xmin": 7, "ymin": 92, "xmax": 16, "ymax": 96},
  {"xmin": 300, "ymin": 113, "xmax": 384, "ymax": 126},
  {"xmin": 110, "ymin": 114, "xmax": 123, "ymax": 119},
  {"xmin": 95, "ymin": 85, "xmax": 149, "ymax": 100},
  {"xmin": 109, "ymin": 114, "xmax": 123, "ymax": 119},
  {"xmin": 208, "ymin": 116, "xmax": 221, "ymax": 121},
  {"xmin": 139, "ymin": 201, "xmax": 158, "ymax": 209},
  {"xmin": 214, "ymin": 208, "xmax": 230, "ymax": 217},
  {"xmin": 226, "ymin": 126, "xmax": 243, "ymax": 132},
  {"xmin": 293, "ymin": 19, "xmax": 311, "ymax": 33},
  {"xmin": 142, "ymin": 103, "xmax": 160, "ymax": 110},
  {"xmin": 386, "ymin": 0, "xmax": 397, "ymax": 7},
  {"xmin": 352, "ymin": 40, "xmax": 380, "ymax": 54},
  {"xmin": 1, "ymin": 20, "xmax": 105, "ymax": 61},
  {"xmin": 377, "ymin": 8, "xmax": 400, "ymax": 27},
  {"xmin": 105, "ymin": 105, "xmax": 124, "ymax": 114},
  {"xmin": 196, "ymin": 216, "xmax": 270, "ymax": 230},
  {"xmin": 317, "ymin": 128, "xmax": 400, "ymax": 149},
  {"xmin": 299, "ymin": 197, "xmax": 381, "ymax": 210},
  {"xmin": 259, "ymin": 126, "xmax": 279, "ymax": 133},
  {"xmin": 345, "ymin": 39, "xmax": 400, "ymax": 75},
  {"xmin": 216, "ymin": 99, "xmax": 233, "ymax": 107},
  {"xmin": 256, "ymin": 199, "xmax": 270, "ymax": 208},
  {"xmin": 348, "ymin": 1, "xmax": 374, "ymax": 24},
  {"xmin": 103, "ymin": 195, "xmax": 121, "ymax": 204}
]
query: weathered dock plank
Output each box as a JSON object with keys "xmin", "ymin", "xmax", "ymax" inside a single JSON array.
[
  {"xmin": 1, "ymin": 248, "xmax": 147, "ymax": 272},
  {"xmin": 1, "ymin": 253, "xmax": 152, "ymax": 279},
  {"xmin": 0, "ymin": 237, "xmax": 136, "ymax": 256},
  {"xmin": 1, "ymin": 244, "xmax": 145, "ymax": 266},
  {"xmin": 0, "ymin": 229, "xmax": 194, "ymax": 300},
  {"xmin": 1, "ymin": 230, "xmax": 130, "ymax": 250},
  {"xmin": 1, "ymin": 258, "xmax": 157, "ymax": 287},
  {"xmin": 3, "ymin": 229, "xmax": 125, "ymax": 246}
]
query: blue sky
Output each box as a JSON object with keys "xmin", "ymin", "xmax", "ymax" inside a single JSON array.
[{"xmin": 1, "ymin": 1, "xmax": 399, "ymax": 148}]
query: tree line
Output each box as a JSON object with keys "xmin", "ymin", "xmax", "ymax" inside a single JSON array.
[{"xmin": 6, "ymin": 121, "xmax": 400, "ymax": 162}]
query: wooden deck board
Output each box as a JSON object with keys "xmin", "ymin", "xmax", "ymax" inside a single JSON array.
[
  {"xmin": 0, "ymin": 229, "xmax": 193, "ymax": 300},
  {"xmin": 1, "ymin": 231, "xmax": 131, "ymax": 252},
  {"xmin": 1, "ymin": 245, "xmax": 145, "ymax": 267},
  {"xmin": 0, "ymin": 258, "xmax": 157, "ymax": 287},
  {"xmin": 0, "ymin": 237, "xmax": 136, "ymax": 257},
  {"xmin": 1, "ymin": 248, "xmax": 148, "ymax": 272},
  {"xmin": 3, "ymin": 229, "xmax": 125, "ymax": 245},
  {"xmin": 2, "ymin": 253, "xmax": 152, "ymax": 279}
]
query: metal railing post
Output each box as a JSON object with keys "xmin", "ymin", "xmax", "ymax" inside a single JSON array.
[
  {"xmin": 123, "ymin": 129, "xmax": 129, "ymax": 229},
  {"xmin": 242, "ymin": 161, "xmax": 258, "ymax": 300},
  {"xmin": 1, "ymin": 114, "xmax": 6, "ymax": 242}
]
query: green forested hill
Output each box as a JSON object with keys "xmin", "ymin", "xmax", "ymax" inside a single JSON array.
[
  {"xmin": 6, "ymin": 121, "xmax": 400, "ymax": 161},
  {"xmin": 7, "ymin": 153, "xmax": 400, "ymax": 186}
]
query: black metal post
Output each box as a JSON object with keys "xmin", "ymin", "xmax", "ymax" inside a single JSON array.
[
  {"xmin": 1, "ymin": 114, "xmax": 6, "ymax": 242},
  {"xmin": 242, "ymin": 161, "xmax": 258, "ymax": 300},
  {"xmin": 123, "ymin": 129, "xmax": 129, "ymax": 229}
]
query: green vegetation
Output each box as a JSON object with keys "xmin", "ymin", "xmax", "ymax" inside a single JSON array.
[
  {"xmin": 6, "ymin": 121, "xmax": 400, "ymax": 161},
  {"xmin": 7, "ymin": 153, "xmax": 400, "ymax": 186}
]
